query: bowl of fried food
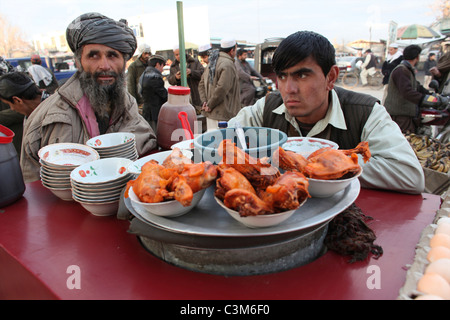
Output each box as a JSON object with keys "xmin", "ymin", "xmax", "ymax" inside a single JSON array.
[
  {"xmin": 193, "ymin": 127, "xmax": 287, "ymax": 164},
  {"xmin": 126, "ymin": 148, "xmax": 217, "ymax": 218},
  {"xmin": 273, "ymin": 141, "xmax": 370, "ymax": 198},
  {"xmin": 214, "ymin": 140, "xmax": 310, "ymax": 228}
]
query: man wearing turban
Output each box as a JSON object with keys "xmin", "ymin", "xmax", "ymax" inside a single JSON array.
[{"xmin": 20, "ymin": 13, "xmax": 157, "ymax": 183}]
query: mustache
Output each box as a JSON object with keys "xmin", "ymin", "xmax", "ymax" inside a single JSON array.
[{"xmin": 93, "ymin": 71, "xmax": 118, "ymax": 81}]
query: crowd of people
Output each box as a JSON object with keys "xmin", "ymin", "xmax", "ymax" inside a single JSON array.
[{"xmin": 2, "ymin": 11, "xmax": 450, "ymax": 196}]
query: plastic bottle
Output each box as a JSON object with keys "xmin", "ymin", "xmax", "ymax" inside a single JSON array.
[
  {"xmin": 0, "ymin": 125, "xmax": 25, "ymax": 207},
  {"xmin": 157, "ymin": 86, "xmax": 197, "ymax": 150},
  {"xmin": 218, "ymin": 121, "xmax": 228, "ymax": 129}
]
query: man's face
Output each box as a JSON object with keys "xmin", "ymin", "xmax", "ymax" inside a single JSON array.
[
  {"xmin": 200, "ymin": 54, "xmax": 209, "ymax": 64},
  {"xmin": 388, "ymin": 47, "xmax": 398, "ymax": 55},
  {"xmin": 155, "ymin": 62, "xmax": 164, "ymax": 73},
  {"xmin": 140, "ymin": 52, "xmax": 151, "ymax": 63},
  {"xmin": 1, "ymin": 97, "xmax": 32, "ymax": 117},
  {"xmin": 239, "ymin": 52, "xmax": 247, "ymax": 61},
  {"xmin": 80, "ymin": 44, "xmax": 125, "ymax": 86},
  {"xmin": 174, "ymin": 49, "xmax": 180, "ymax": 62},
  {"xmin": 277, "ymin": 56, "xmax": 337, "ymax": 124}
]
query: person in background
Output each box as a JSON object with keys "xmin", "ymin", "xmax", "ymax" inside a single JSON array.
[
  {"xmin": 0, "ymin": 59, "xmax": 23, "ymax": 156},
  {"xmin": 168, "ymin": 45, "xmax": 204, "ymax": 112},
  {"xmin": 424, "ymin": 52, "xmax": 437, "ymax": 90},
  {"xmin": 198, "ymin": 43, "xmax": 212, "ymax": 67},
  {"xmin": 360, "ymin": 49, "xmax": 377, "ymax": 87},
  {"xmin": 127, "ymin": 43, "xmax": 151, "ymax": 106},
  {"xmin": 228, "ymin": 30, "xmax": 425, "ymax": 194},
  {"xmin": 20, "ymin": 12, "xmax": 157, "ymax": 183},
  {"xmin": 27, "ymin": 55, "xmax": 59, "ymax": 94},
  {"xmin": 430, "ymin": 43, "xmax": 450, "ymax": 94},
  {"xmin": 139, "ymin": 55, "xmax": 168, "ymax": 132},
  {"xmin": 381, "ymin": 43, "xmax": 403, "ymax": 103},
  {"xmin": 384, "ymin": 45, "xmax": 447, "ymax": 134},
  {"xmin": 235, "ymin": 48, "xmax": 263, "ymax": 106},
  {"xmin": 0, "ymin": 72, "xmax": 50, "ymax": 157},
  {"xmin": 199, "ymin": 38, "xmax": 241, "ymax": 131}
]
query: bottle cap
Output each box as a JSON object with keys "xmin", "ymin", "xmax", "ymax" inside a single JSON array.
[
  {"xmin": 218, "ymin": 121, "xmax": 228, "ymax": 128},
  {"xmin": 168, "ymin": 86, "xmax": 191, "ymax": 95}
]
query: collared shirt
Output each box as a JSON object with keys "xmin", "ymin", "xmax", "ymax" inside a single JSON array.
[{"xmin": 228, "ymin": 89, "xmax": 425, "ymax": 194}]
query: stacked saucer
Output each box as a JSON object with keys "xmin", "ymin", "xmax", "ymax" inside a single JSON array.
[
  {"xmin": 86, "ymin": 132, "xmax": 138, "ymax": 160},
  {"xmin": 70, "ymin": 157, "xmax": 133, "ymax": 216},
  {"xmin": 38, "ymin": 143, "xmax": 100, "ymax": 201}
]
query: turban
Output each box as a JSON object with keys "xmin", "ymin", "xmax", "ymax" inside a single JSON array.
[{"xmin": 66, "ymin": 12, "xmax": 137, "ymax": 60}]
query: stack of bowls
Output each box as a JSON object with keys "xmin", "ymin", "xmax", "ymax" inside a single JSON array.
[
  {"xmin": 38, "ymin": 143, "xmax": 100, "ymax": 201},
  {"xmin": 70, "ymin": 157, "xmax": 133, "ymax": 216},
  {"xmin": 85, "ymin": 132, "xmax": 138, "ymax": 160}
]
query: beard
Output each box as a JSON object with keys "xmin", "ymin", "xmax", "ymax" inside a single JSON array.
[{"xmin": 78, "ymin": 67, "xmax": 127, "ymax": 118}]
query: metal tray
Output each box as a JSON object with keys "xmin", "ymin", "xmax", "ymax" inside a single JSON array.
[{"xmin": 124, "ymin": 179, "xmax": 360, "ymax": 238}]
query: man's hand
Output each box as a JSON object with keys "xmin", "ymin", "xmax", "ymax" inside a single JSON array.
[{"xmin": 201, "ymin": 102, "xmax": 211, "ymax": 112}]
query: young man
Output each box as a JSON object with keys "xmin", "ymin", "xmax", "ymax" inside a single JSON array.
[
  {"xmin": 139, "ymin": 55, "xmax": 168, "ymax": 132},
  {"xmin": 20, "ymin": 12, "xmax": 157, "ymax": 183},
  {"xmin": 228, "ymin": 31, "xmax": 425, "ymax": 194}
]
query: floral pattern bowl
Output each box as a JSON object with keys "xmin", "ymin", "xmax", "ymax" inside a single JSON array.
[
  {"xmin": 70, "ymin": 157, "xmax": 133, "ymax": 216},
  {"xmin": 282, "ymin": 137, "xmax": 339, "ymax": 158},
  {"xmin": 86, "ymin": 132, "xmax": 135, "ymax": 149}
]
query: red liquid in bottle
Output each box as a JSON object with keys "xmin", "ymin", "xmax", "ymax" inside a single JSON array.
[{"xmin": 157, "ymin": 86, "xmax": 197, "ymax": 150}]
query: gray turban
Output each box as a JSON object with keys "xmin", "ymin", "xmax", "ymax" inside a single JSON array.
[{"xmin": 66, "ymin": 12, "xmax": 137, "ymax": 60}]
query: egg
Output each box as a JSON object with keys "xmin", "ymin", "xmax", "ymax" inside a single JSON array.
[
  {"xmin": 430, "ymin": 233, "xmax": 450, "ymax": 249},
  {"xmin": 427, "ymin": 246, "xmax": 450, "ymax": 262},
  {"xmin": 437, "ymin": 217, "xmax": 450, "ymax": 225},
  {"xmin": 425, "ymin": 258, "xmax": 450, "ymax": 283},
  {"xmin": 436, "ymin": 223, "xmax": 450, "ymax": 236},
  {"xmin": 415, "ymin": 294, "xmax": 444, "ymax": 300},
  {"xmin": 417, "ymin": 272, "xmax": 450, "ymax": 299}
]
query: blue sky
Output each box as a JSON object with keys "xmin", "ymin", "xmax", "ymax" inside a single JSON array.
[{"xmin": 0, "ymin": 0, "xmax": 440, "ymax": 44}]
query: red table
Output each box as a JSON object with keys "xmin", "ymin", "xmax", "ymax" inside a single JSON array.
[{"xmin": 0, "ymin": 181, "xmax": 441, "ymax": 300}]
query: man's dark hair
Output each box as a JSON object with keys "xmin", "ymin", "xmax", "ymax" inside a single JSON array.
[
  {"xmin": 272, "ymin": 31, "xmax": 336, "ymax": 77},
  {"xmin": 237, "ymin": 48, "xmax": 247, "ymax": 57},
  {"xmin": 149, "ymin": 58, "xmax": 165, "ymax": 68},
  {"xmin": 403, "ymin": 45, "xmax": 422, "ymax": 61},
  {"xmin": 220, "ymin": 46, "xmax": 235, "ymax": 54},
  {"xmin": 0, "ymin": 72, "xmax": 41, "ymax": 102}
]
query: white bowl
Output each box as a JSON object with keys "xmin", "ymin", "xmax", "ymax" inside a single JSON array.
[
  {"xmin": 128, "ymin": 186, "xmax": 205, "ymax": 218},
  {"xmin": 38, "ymin": 143, "xmax": 100, "ymax": 167},
  {"xmin": 76, "ymin": 199, "xmax": 120, "ymax": 216},
  {"xmin": 42, "ymin": 185, "xmax": 73, "ymax": 201},
  {"xmin": 282, "ymin": 137, "xmax": 339, "ymax": 158},
  {"xmin": 215, "ymin": 196, "xmax": 305, "ymax": 229},
  {"xmin": 307, "ymin": 168, "xmax": 362, "ymax": 198},
  {"xmin": 127, "ymin": 150, "xmax": 192, "ymax": 175},
  {"xmin": 171, "ymin": 139, "xmax": 195, "ymax": 150},
  {"xmin": 70, "ymin": 158, "xmax": 132, "ymax": 184},
  {"xmin": 86, "ymin": 132, "xmax": 135, "ymax": 149}
]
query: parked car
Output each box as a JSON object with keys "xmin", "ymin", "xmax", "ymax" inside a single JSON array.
[
  {"xmin": 6, "ymin": 56, "xmax": 77, "ymax": 85},
  {"xmin": 336, "ymin": 56, "xmax": 362, "ymax": 73}
]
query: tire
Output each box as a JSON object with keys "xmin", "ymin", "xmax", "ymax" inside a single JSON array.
[{"xmin": 342, "ymin": 72, "xmax": 358, "ymax": 89}]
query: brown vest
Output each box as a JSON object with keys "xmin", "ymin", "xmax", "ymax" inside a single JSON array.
[{"xmin": 262, "ymin": 86, "xmax": 379, "ymax": 149}]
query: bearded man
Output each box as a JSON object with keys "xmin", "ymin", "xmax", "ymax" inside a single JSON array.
[{"xmin": 20, "ymin": 13, "xmax": 157, "ymax": 183}]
